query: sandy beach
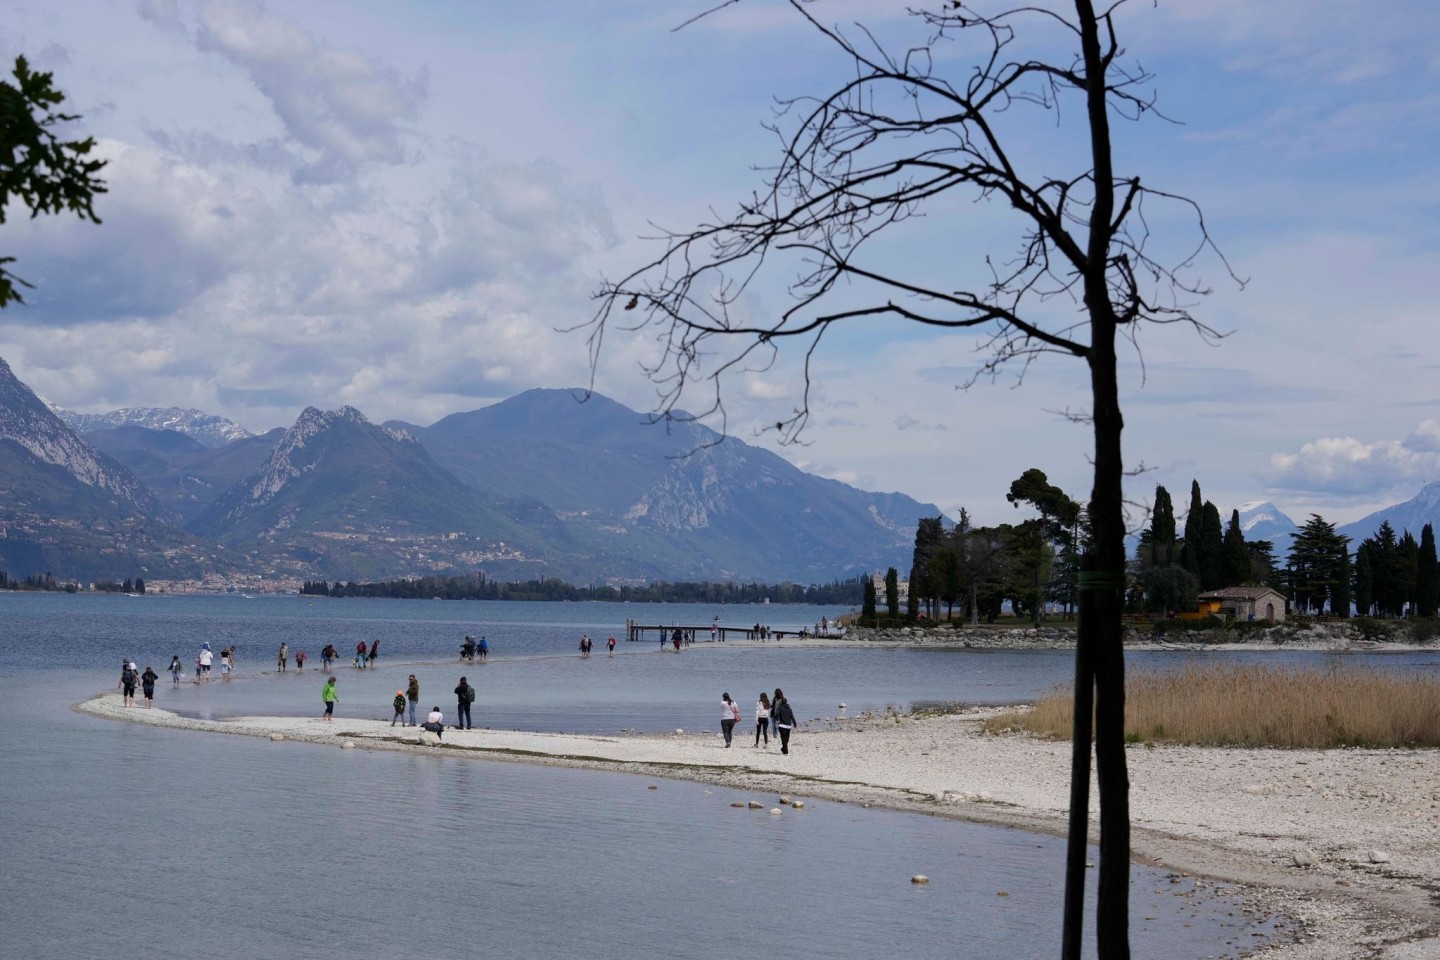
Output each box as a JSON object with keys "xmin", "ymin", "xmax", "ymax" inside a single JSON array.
[{"xmin": 79, "ymin": 682, "xmax": 1440, "ymax": 959}]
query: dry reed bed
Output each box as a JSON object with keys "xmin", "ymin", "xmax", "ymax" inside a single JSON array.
[{"xmin": 987, "ymin": 664, "xmax": 1440, "ymax": 748}]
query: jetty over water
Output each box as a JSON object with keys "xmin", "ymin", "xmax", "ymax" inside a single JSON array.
[{"xmin": 623, "ymin": 619, "xmax": 840, "ymax": 643}]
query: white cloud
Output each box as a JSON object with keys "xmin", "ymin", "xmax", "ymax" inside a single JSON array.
[{"xmin": 1263, "ymin": 426, "xmax": 1440, "ymax": 497}]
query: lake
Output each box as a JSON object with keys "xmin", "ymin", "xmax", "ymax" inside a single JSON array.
[{"xmin": 10, "ymin": 592, "xmax": 1419, "ymax": 958}]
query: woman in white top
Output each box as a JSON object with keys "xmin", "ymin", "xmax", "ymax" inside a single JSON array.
[
  {"xmin": 720, "ymin": 693, "xmax": 741, "ymax": 747},
  {"xmin": 755, "ymin": 692, "xmax": 771, "ymax": 747}
]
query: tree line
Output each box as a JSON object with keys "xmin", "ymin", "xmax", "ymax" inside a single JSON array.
[
  {"xmin": 301, "ymin": 573, "xmax": 866, "ymax": 605},
  {"xmin": 894, "ymin": 472, "xmax": 1440, "ymax": 622},
  {"xmin": 0, "ymin": 571, "xmax": 146, "ymax": 593}
]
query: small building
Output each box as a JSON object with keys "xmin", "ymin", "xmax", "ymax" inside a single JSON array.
[{"xmin": 1196, "ymin": 587, "xmax": 1286, "ymax": 624}]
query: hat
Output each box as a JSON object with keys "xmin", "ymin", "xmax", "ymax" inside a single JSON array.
[
  {"xmin": 397, "ymin": 690, "xmax": 405, "ymax": 697},
  {"xmin": 202, "ymin": 642, "xmax": 210, "ymax": 649}
]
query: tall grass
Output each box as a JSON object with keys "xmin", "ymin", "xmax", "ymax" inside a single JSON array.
[{"xmin": 985, "ymin": 664, "xmax": 1440, "ymax": 748}]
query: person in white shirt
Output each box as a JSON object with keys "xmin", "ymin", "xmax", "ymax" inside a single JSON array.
[
  {"xmin": 423, "ymin": 707, "xmax": 445, "ymax": 740},
  {"xmin": 755, "ymin": 692, "xmax": 771, "ymax": 748},
  {"xmin": 720, "ymin": 692, "xmax": 740, "ymax": 747},
  {"xmin": 198, "ymin": 644, "xmax": 213, "ymax": 682}
]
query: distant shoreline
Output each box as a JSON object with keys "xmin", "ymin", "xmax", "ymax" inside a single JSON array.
[{"xmin": 78, "ymin": 690, "xmax": 1440, "ymax": 960}]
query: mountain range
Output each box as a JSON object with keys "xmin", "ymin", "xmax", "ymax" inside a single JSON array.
[{"xmin": 0, "ymin": 360, "xmax": 942, "ymax": 584}]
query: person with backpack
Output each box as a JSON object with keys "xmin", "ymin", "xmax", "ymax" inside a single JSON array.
[
  {"xmin": 773, "ymin": 694, "xmax": 798, "ymax": 755},
  {"xmin": 391, "ymin": 690, "xmax": 407, "ymax": 726},
  {"xmin": 140, "ymin": 666, "xmax": 159, "ymax": 708},
  {"xmin": 118, "ymin": 661, "xmax": 138, "ymax": 707},
  {"xmin": 719, "ymin": 692, "xmax": 741, "ymax": 747},
  {"xmin": 454, "ymin": 676, "xmax": 475, "ymax": 730}
]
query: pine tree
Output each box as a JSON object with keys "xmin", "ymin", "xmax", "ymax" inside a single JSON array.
[
  {"xmin": 1398, "ymin": 531, "xmax": 1419, "ymax": 617},
  {"xmin": 1221, "ymin": 509, "xmax": 1250, "ymax": 586},
  {"xmin": 1287, "ymin": 515, "xmax": 1350, "ymax": 615}
]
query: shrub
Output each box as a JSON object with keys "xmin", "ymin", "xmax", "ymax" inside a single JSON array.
[{"xmin": 1352, "ymin": 617, "xmax": 1395, "ymax": 643}]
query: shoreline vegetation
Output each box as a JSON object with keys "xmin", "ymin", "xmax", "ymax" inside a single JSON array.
[
  {"xmin": 985, "ymin": 665, "xmax": 1440, "ymax": 749},
  {"xmin": 74, "ymin": 633, "xmax": 1440, "ymax": 959}
]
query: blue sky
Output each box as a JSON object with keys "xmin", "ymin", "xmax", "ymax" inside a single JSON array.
[{"xmin": 3, "ymin": 0, "xmax": 1438, "ymax": 528}]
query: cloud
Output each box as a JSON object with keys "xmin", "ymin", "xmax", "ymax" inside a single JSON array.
[
  {"xmin": 1263, "ymin": 424, "xmax": 1440, "ymax": 496},
  {"xmin": 143, "ymin": 0, "xmax": 427, "ymax": 183}
]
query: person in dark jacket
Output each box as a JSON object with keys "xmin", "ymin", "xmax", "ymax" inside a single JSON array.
[
  {"xmin": 454, "ymin": 676, "xmax": 474, "ymax": 730},
  {"xmin": 772, "ymin": 695, "xmax": 798, "ymax": 755},
  {"xmin": 140, "ymin": 666, "xmax": 159, "ymax": 708}
]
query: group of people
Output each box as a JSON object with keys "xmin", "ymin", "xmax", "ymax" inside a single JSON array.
[
  {"xmin": 720, "ymin": 688, "xmax": 797, "ymax": 753},
  {"xmin": 117, "ymin": 660, "xmax": 159, "ymax": 707},
  {"xmin": 459, "ymin": 635, "xmax": 489, "ymax": 662},
  {"xmin": 275, "ymin": 642, "xmax": 308, "ymax": 672},
  {"xmin": 184, "ymin": 642, "xmax": 238, "ymax": 682},
  {"xmin": 387, "ymin": 673, "xmax": 476, "ymax": 737},
  {"xmin": 577, "ymin": 634, "xmax": 617, "ymax": 656}
]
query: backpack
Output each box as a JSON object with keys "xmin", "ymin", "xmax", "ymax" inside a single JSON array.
[
  {"xmin": 122, "ymin": 667, "xmax": 135, "ymax": 685},
  {"xmin": 465, "ymin": 685, "xmax": 476, "ymax": 703}
]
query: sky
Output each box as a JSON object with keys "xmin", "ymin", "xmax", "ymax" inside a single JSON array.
[{"xmin": 3, "ymin": 0, "xmax": 1438, "ymax": 530}]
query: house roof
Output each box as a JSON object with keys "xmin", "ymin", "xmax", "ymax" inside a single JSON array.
[{"xmin": 1197, "ymin": 587, "xmax": 1283, "ymax": 600}]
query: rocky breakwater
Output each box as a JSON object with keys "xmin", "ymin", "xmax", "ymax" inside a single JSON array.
[{"xmin": 846, "ymin": 623, "xmax": 1076, "ymax": 649}]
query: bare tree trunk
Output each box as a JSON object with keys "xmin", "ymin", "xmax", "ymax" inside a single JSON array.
[{"xmin": 1061, "ymin": 555, "xmax": 1096, "ymax": 960}]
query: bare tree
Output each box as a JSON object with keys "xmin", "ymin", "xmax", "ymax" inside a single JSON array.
[{"xmin": 586, "ymin": 3, "xmax": 1234, "ymax": 955}]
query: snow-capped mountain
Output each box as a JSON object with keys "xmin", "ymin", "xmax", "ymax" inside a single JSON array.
[
  {"xmin": 0, "ymin": 356, "xmax": 162, "ymax": 518},
  {"xmin": 1338, "ymin": 483, "xmax": 1440, "ymax": 545},
  {"xmin": 53, "ymin": 404, "xmax": 252, "ymax": 449},
  {"xmin": 1237, "ymin": 500, "xmax": 1299, "ymax": 554}
]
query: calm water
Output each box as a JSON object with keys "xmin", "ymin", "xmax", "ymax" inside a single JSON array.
[{"xmin": 10, "ymin": 593, "xmax": 1424, "ymax": 958}]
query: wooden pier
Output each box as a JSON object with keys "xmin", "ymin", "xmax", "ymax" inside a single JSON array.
[{"xmin": 623, "ymin": 619, "xmax": 817, "ymax": 643}]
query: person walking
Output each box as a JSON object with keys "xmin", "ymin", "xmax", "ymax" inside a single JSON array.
[
  {"xmin": 198, "ymin": 643, "xmax": 213, "ymax": 682},
  {"xmin": 770, "ymin": 688, "xmax": 783, "ymax": 740},
  {"xmin": 454, "ymin": 676, "xmax": 474, "ymax": 730},
  {"xmin": 277, "ymin": 642, "xmax": 289, "ymax": 673},
  {"xmin": 391, "ymin": 690, "xmax": 407, "ymax": 726},
  {"xmin": 477, "ymin": 636, "xmax": 488, "ymax": 662},
  {"xmin": 719, "ymin": 692, "xmax": 740, "ymax": 747},
  {"xmin": 141, "ymin": 666, "xmax": 159, "ymax": 708},
  {"xmin": 755, "ymin": 692, "xmax": 771, "ymax": 747},
  {"xmin": 321, "ymin": 676, "xmax": 338, "ymax": 721},
  {"xmin": 169, "ymin": 655, "xmax": 183, "ymax": 686},
  {"xmin": 295, "ymin": 649, "xmax": 307, "ymax": 672},
  {"xmin": 607, "ymin": 635, "xmax": 616, "ymax": 655},
  {"xmin": 579, "ymin": 635, "xmax": 591, "ymax": 657},
  {"xmin": 320, "ymin": 644, "xmax": 336, "ymax": 671},
  {"xmin": 773, "ymin": 693, "xmax": 797, "ymax": 755},
  {"xmin": 119, "ymin": 661, "xmax": 138, "ymax": 707},
  {"xmin": 406, "ymin": 674, "xmax": 420, "ymax": 727},
  {"xmin": 355, "ymin": 640, "xmax": 368, "ymax": 669},
  {"xmin": 220, "ymin": 647, "xmax": 233, "ymax": 681},
  {"xmin": 368, "ymin": 640, "xmax": 380, "ymax": 667}
]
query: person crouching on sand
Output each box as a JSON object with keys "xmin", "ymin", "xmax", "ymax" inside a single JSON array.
[
  {"xmin": 321, "ymin": 676, "xmax": 338, "ymax": 721},
  {"xmin": 423, "ymin": 706, "xmax": 444, "ymax": 739}
]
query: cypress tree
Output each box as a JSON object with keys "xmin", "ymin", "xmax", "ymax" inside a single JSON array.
[
  {"xmin": 1148, "ymin": 485, "xmax": 1177, "ymax": 568},
  {"xmin": 1354, "ymin": 545, "xmax": 1374, "ymax": 617},
  {"xmin": 862, "ymin": 575, "xmax": 878, "ymax": 620},
  {"xmin": 1334, "ymin": 547, "xmax": 1352, "ymax": 618},
  {"xmin": 1418, "ymin": 524, "xmax": 1439, "ymax": 619},
  {"xmin": 1199, "ymin": 501, "xmax": 1224, "ymax": 590},
  {"xmin": 1180, "ymin": 480, "xmax": 1204, "ymax": 580},
  {"xmin": 1399, "ymin": 531, "xmax": 1419, "ymax": 617},
  {"xmin": 884, "ymin": 567, "xmax": 899, "ymax": 618},
  {"xmin": 1221, "ymin": 509, "xmax": 1249, "ymax": 586}
]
